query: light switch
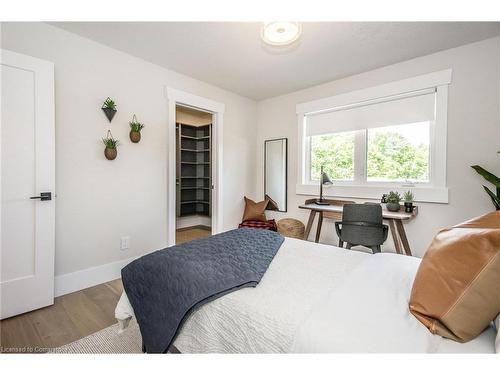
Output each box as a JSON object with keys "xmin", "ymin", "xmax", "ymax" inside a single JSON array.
[{"xmin": 120, "ymin": 236, "xmax": 130, "ymax": 250}]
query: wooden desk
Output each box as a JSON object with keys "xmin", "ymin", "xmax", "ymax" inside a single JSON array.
[{"xmin": 299, "ymin": 202, "xmax": 417, "ymax": 256}]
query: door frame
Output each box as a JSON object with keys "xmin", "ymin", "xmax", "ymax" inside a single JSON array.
[{"xmin": 165, "ymin": 87, "xmax": 225, "ymax": 246}]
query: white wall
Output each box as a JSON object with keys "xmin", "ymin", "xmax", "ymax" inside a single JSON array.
[
  {"xmin": 257, "ymin": 37, "xmax": 500, "ymax": 257},
  {"xmin": 1, "ymin": 22, "xmax": 257, "ymax": 279},
  {"xmin": 2, "ymin": 22, "xmax": 498, "ymax": 290}
]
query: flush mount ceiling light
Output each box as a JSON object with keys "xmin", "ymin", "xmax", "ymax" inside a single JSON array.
[{"xmin": 261, "ymin": 22, "xmax": 302, "ymax": 46}]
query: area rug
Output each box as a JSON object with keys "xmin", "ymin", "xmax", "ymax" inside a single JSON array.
[{"xmin": 52, "ymin": 319, "xmax": 143, "ymax": 354}]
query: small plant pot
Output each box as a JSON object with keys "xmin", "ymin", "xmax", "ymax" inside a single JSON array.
[
  {"xmin": 102, "ymin": 107, "xmax": 117, "ymax": 123},
  {"xmin": 129, "ymin": 130, "xmax": 141, "ymax": 143},
  {"xmin": 404, "ymin": 202, "xmax": 414, "ymax": 213},
  {"xmin": 386, "ymin": 203, "xmax": 400, "ymax": 212},
  {"xmin": 104, "ymin": 147, "xmax": 117, "ymax": 160}
]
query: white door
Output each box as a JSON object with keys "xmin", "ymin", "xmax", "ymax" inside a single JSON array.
[{"xmin": 1, "ymin": 49, "xmax": 55, "ymax": 319}]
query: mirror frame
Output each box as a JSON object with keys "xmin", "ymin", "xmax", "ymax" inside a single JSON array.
[{"xmin": 264, "ymin": 138, "xmax": 288, "ymax": 212}]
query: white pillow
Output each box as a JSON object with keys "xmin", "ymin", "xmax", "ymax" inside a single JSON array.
[{"xmin": 495, "ymin": 314, "xmax": 500, "ymax": 353}]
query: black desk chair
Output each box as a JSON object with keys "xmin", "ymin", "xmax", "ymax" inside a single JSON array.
[{"xmin": 334, "ymin": 203, "xmax": 388, "ymax": 253}]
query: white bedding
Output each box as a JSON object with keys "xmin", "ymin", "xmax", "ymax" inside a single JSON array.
[{"xmin": 115, "ymin": 237, "xmax": 496, "ymax": 353}]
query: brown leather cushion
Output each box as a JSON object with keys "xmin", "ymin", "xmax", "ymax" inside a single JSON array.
[
  {"xmin": 242, "ymin": 196, "xmax": 269, "ymax": 222},
  {"xmin": 409, "ymin": 211, "xmax": 500, "ymax": 342}
]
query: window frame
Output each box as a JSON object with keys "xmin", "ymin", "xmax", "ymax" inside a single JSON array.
[{"xmin": 296, "ymin": 69, "xmax": 451, "ymax": 204}]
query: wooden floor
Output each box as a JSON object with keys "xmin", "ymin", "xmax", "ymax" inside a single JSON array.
[
  {"xmin": 0, "ymin": 227, "xmax": 211, "ymax": 353},
  {"xmin": 0, "ymin": 279, "xmax": 123, "ymax": 352},
  {"xmin": 176, "ymin": 226, "xmax": 211, "ymax": 244}
]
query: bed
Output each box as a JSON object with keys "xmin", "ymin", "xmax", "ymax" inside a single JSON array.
[{"xmin": 115, "ymin": 237, "xmax": 497, "ymax": 353}]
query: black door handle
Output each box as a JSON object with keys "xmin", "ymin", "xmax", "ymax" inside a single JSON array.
[{"xmin": 30, "ymin": 192, "xmax": 52, "ymax": 201}]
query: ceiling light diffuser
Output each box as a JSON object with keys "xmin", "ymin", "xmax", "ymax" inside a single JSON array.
[{"xmin": 261, "ymin": 22, "xmax": 302, "ymax": 46}]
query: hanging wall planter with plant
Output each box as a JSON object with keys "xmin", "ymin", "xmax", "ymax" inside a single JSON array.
[
  {"xmin": 129, "ymin": 114, "xmax": 145, "ymax": 143},
  {"xmin": 102, "ymin": 97, "xmax": 117, "ymax": 122},
  {"xmin": 102, "ymin": 130, "xmax": 119, "ymax": 160}
]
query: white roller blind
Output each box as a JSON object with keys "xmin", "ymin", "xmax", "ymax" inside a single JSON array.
[{"xmin": 305, "ymin": 90, "xmax": 436, "ymax": 137}]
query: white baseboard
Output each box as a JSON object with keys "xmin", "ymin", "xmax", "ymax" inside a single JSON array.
[
  {"xmin": 176, "ymin": 215, "xmax": 211, "ymax": 229},
  {"xmin": 54, "ymin": 256, "xmax": 137, "ymax": 297}
]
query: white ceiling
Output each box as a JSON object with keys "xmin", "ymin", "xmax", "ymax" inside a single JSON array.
[{"xmin": 51, "ymin": 22, "xmax": 500, "ymax": 100}]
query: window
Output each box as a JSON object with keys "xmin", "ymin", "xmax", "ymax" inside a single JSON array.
[
  {"xmin": 297, "ymin": 69, "xmax": 451, "ymax": 203},
  {"xmin": 310, "ymin": 131, "xmax": 355, "ymax": 181},
  {"xmin": 366, "ymin": 122, "xmax": 430, "ymax": 183},
  {"xmin": 308, "ymin": 121, "xmax": 430, "ymax": 184}
]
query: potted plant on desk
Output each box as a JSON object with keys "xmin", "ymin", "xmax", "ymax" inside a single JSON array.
[
  {"xmin": 403, "ymin": 190, "xmax": 415, "ymax": 213},
  {"xmin": 386, "ymin": 191, "xmax": 401, "ymax": 212}
]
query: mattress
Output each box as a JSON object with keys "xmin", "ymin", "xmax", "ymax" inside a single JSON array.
[{"xmin": 115, "ymin": 237, "xmax": 496, "ymax": 353}]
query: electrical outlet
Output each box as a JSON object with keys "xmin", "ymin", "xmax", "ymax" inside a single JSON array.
[{"xmin": 120, "ymin": 236, "xmax": 130, "ymax": 251}]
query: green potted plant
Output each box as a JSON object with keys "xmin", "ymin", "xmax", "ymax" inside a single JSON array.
[
  {"xmin": 129, "ymin": 114, "xmax": 144, "ymax": 143},
  {"xmin": 102, "ymin": 130, "xmax": 119, "ymax": 160},
  {"xmin": 102, "ymin": 97, "xmax": 117, "ymax": 122},
  {"xmin": 471, "ymin": 161, "xmax": 500, "ymax": 210},
  {"xmin": 386, "ymin": 191, "xmax": 401, "ymax": 212},
  {"xmin": 403, "ymin": 190, "xmax": 414, "ymax": 213}
]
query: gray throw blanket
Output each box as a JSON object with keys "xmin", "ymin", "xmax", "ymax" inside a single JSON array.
[{"xmin": 121, "ymin": 228, "xmax": 284, "ymax": 353}]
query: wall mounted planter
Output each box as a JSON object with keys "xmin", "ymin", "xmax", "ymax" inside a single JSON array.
[
  {"xmin": 102, "ymin": 129, "xmax": 119, "ymax": 160},
  {"xmin": 104, "ymin": 147, "xmax": 117, "ymax": 160},
  {"xmin": 129, "ymin": 114, "xmax": 144, "ymax": 143},
  {"xmin": 129, "ymin": 131, "xmax": 141, "ymax": 143},
  {"xmin": 101, "ymin": 97, "xmax": 117, "ymax": 122},
  {"xmin": 102, "ymin": 107, "xmax": 117, "ymax": 122}
]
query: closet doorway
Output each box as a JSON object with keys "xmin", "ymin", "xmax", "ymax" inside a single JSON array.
[
  {"xmin": 175, "ymin": 105, "xmax": 213, "ymax": 244},
  {"xmin": 166, "ymin": 88, "xmax": 224, "ymax": 247}
]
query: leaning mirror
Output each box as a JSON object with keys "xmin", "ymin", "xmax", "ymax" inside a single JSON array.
[{"xmin": 264, "ymin": 138, "xmax": 287, "ymax": 212}]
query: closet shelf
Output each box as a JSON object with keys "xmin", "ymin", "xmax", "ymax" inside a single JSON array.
[
  {"xmin": 180, "ymin": 212, "xmax": 211, "ymax": 218},
  {"xmin": 177, "ymin": 122, "xmax": 212, "ymax": 218},
  {"xmin": 181, "ymin": 135, "xmax": 210, "ymax": 140},
  {"xmin": 180, "ymin": 148, "xmax": 210, "ymax": 152}
]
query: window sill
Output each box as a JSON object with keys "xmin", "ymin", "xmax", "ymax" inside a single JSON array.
[{"xmin": 296, "ymin": 183, "xmax": 449, "ymax": 204}]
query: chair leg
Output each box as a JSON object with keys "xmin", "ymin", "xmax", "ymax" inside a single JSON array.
[
  {"xmin": 346, "ymin": 243, "xmax": 352, "ymax": 250},
  {"xmin": 371, "ymin": 245, "xmax": 381, "ymax": 254},
  {"xmin": 338, "ymin": 239, "xmax": 344, "ymax": 248}
]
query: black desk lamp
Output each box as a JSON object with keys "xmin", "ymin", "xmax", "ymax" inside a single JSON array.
[{"xmin": 315, "ymin": 165, "xmax": 333, "ymax": 205}]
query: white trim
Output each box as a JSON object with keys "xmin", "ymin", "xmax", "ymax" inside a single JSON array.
[
  {"xmin": 176, "ymin": 215, "xmax": 211, "ymax": 229},
  {"xmin": 54, "ymin": 257, "xmax": 137, "ymax": 297},
  {"xmin": 296, "ymin": 69, "xmax": 452, "ymax": 115},
  {"xmin": 296, "ymin": 70, "xmax": 452, "ymax": 204},
  {"xmin": 165, "ymin": 87, "xmax": 225, "ymax": 246},
  {"xmin": 166, "ymin": 88, "xmax": 225, "ymax": 114},
  {"xmin": 296, "ymin": 183, "xmax": 448, "ymax": 204},
  {"xmin": 432, "ymin": 85, "xmax": 448, "ymax": 187}
]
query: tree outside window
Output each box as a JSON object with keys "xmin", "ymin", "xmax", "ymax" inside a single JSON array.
[{"xmin": 309, "ymin": 122, "xmax": 430, "ymax": 183}]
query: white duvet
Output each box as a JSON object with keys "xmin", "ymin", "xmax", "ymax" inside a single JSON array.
[{"xmin": 115, "ymin": 238, "xmax": 496, "ymax": 353}]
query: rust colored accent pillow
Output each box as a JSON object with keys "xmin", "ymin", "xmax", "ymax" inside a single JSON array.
[
  {"xmin": 409, "ymin": 211, "xmax": 500, "ymax": 343},
  {"xmin": 242, "ymin": 196, "xmax": 269, "ymax": 222}
]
